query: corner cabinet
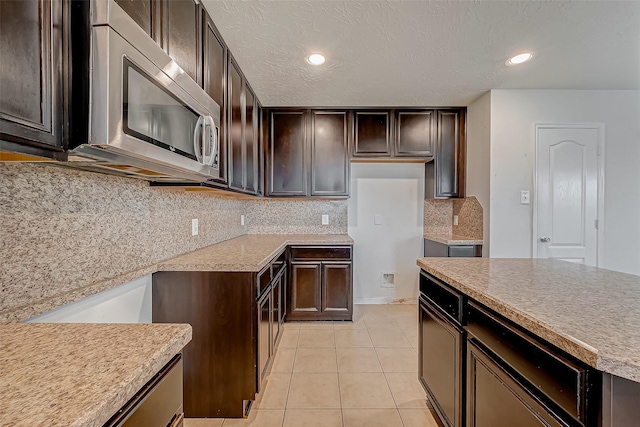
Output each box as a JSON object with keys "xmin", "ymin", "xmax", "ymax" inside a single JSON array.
[
  {"xmin": 288, "ymin": 245, "xmax": 353, "ymax": 321},
  {"xmin": 0, "ymin": 0, "xmax": 67, "ymax": 160},
  {"xmin": 267, "ymin": 109, "xmax": 349, "ymax": 197}
]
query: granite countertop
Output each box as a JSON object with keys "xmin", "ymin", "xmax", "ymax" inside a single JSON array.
[
  {"xmin": 423, "ymin": 233, "xmax": 483, "ymax": 245},
  {"xmin": 158, "ymin": 233, "xmax": 354, "ymax": 272},
  {"xmin": 0, "ymin": 323, "xmax": 192, "ymax": 427},
  {"xmin": 417, "ymin": 257, "xmax": 640, "ymax": 382}
]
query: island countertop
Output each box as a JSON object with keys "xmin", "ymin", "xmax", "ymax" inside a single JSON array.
[
  {"xmin": 158, "ymin": 233, "xmax": 354, "ymax": 272},
  {"xmin": 416, "ymin": 257, "xmax": 640, "ymax": 383},
  {"xmin": 0, "ymin": 323, "xmax": 192, "ymax": 427}
]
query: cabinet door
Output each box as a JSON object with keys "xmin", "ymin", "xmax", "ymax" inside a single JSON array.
[
  {"xmin": 228, "ymin": 57, "xmax": 244, "ymax": 191},
  {"xmin": 395, "ymin": 110, "xmax": 434, "ymax": 157},
  {"xmin": 419, "ymin": 299, "xmax": 463, "ymax": 427},
  {"xmin": 245, "ymin": 84, "xmax": 257, "ymax": 193},
  {"xmin": 311, "ymin": 111, "xmax": 349, "ymax": 196},
  {"xmin": 161, "ymin": 0, "xmax": 201, "ymax": 84},
  {"xmin": 290, "ymin": 263, "xmax": 322, "ymax": 315},
  {"xmin": 115, "ymin": 0, "xmax": 160, "ymax": 41},
  {"xmin": 258, "ymin": 292, "xmax": 271, "ymax": 385},
  {"xmin": 321, "ymin": 263, "xmax": 352, "ymax": 313},
  {"xmin": 0, "ymin": 0, "xmax": 65, "ymax": 156},
  {"xmin": 268, "ymin": 111, "xmax": 308, "ymax": 196},
  {"xmin": 435, "ymin": 109, "xmax": 464, "ymax": 198},
  {"xmin": 352, "ymin": 111, "xmax": 391, "ymax": 157},
  {"xmin": 467, "ymin": 341, "xmax": 564, "ymax": 427},
  {"xmin": 271, "ymin": 274, "xmax": 282, "ymax": 349},
  {"xmin": 203, "ymin": 15, "xmax": 227, "ymax": 184},
  {"xmin": 279, "ymin": 268, "xmax": 287, "ymax": 325}
]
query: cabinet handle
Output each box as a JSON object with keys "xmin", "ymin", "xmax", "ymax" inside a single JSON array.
[{"xmin": 168, "ymin": 413, "xmax": 184, "ymax": 427}]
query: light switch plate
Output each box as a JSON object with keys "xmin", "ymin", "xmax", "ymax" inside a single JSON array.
[
  {"xmin": 453, "ymin": 215, "xmax": 459, "ymax": 226},
  {"xmin": 374, "ymin": 214, "xmax": 383, "ymax": 225},
  {"xmin": 520, "ymin": 190, "xmax": 531, "ymax": 205},
  {"xmin": 240, "ymin": 214, "xmax": 245, "ymax": 226},
  {"xmin": 322, "ymin": 214, "xmax": 329, "ymax": 225},
  {"xmin": 191, "ymin": 218, "xmax": 199, "ymax": 236}
]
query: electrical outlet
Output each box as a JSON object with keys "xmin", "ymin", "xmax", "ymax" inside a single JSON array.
[
  {"xmin": 322, "ymin": 214, "xmax": 329, "ymax": 225},
  {"xmin": 453, "ymin": 215, "xmax": 459, "ymax": 226},
  {"xmin": 191, "ymin": 218, "xmax": 199, "ymax": 236},
  {"xmin": 520, "ymin": 190, "xmax": 531, "ymax": 205},
  {"xmin": 241, "ymin": 214, "xmax": 245, "ymax": 226},
  {"xmin": 374, "ymin": 214, "xmax": 383, "ymax": 225}
]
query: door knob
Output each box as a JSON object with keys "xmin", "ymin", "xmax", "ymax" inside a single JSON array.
[{"xmin": 539, "ymin": 236, "xmax": 551, "ymax": 243}]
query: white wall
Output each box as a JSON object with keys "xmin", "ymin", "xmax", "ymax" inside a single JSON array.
[
  {"xmin": 26, "ymin": 275, "xmax": 152, "ymax": 323},
  {"xmin": 466, "ymin": 91, "xmax": 492, "ymax": 257},
  {"xmin": 348, "ymin": 163, "xmax": 425, "ymax": 303},
  {"xmin": 488, "ymin": 90, "xmax": 640, "ymax": 275}
]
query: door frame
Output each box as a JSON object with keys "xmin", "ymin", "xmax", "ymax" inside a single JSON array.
[{"xmin": 532, "ymin": 123, "xmax": 605, "ymax": 266}]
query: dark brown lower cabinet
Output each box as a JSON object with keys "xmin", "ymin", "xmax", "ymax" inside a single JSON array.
[
  {"xmin": 467, "ymin": 341, "xmax": 564, "ymax": 427},
  {"xmin": 418, "ymin": 270, "xmax": 602, "ymax": 427},
  {"xmin": 290, "ymin": 263, "xmax": 322, "ymax": 316},
  {"xmin": 258, "ymin": 289, "xmax": 271, "ymax": 383},
  {"xmin": 288, "ymin": 245, "xmax": 353, "ymax": 321},
  {"xmin": 419, "ymin": 298, "xmax": 464, "ymax": 427},
  {"xmin": 152, "ymin": 271, "xmax": 256, "ymax": 418},
  {"xmin": 152, "ymin": 250, "xmax": 288, "ymax": 419}
]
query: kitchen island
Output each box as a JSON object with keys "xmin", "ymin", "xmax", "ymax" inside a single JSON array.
[
  {"xmin": 416, "ymin": 257, "xmax": 640, "ymax": 427},
  {"xmin": 0, "ymin": 323, "xmax": 192, "ymax": 427}
]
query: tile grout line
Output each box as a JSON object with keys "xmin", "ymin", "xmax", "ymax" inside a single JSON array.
[{"xmin": 334, "ymin": 328, "xmax": 346, "ymax": 427}]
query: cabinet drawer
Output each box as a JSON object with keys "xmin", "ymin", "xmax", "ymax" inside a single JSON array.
[
  {"xmin": 419, "ymin": 271, "xmax": 463, "ymax": 325},
  {"xmin": 271, "ymin": 250, "xmax": 287, "ymax": 277},
  {"xmin": 466, "ymin": 302, "xmax": 588, "ymax": 424},
  {"xmin": 290, "ymin": 246, "xmax": 351, "ymax": 261},
  {"xmin": 257, "ymin": 265, "xmax": 272, "ymax": 298}
]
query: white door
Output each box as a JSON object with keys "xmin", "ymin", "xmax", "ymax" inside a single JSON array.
[{"xmin": 535, "ymin": 125, "xmax": 601, "ymax": 266}]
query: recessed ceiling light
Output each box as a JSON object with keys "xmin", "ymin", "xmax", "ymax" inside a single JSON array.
[
  {"xmin": 307, "ymin": 54, "xmax": 326, "ymax": 66},
  {"xmin": 506, "ymin": 52, "xmax": 533, "ymax": 66}
]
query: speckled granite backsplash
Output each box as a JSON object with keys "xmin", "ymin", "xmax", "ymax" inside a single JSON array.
[
  {"xmin": 0, "ymin": 163, "xmax": 348, "ymax": 317},
  {"xmin": 0, "ymin": 163, "xmax": 246, "ymax": 314},
  {"xmin": 246, "ymin": 198, "xmax": 347, "ymax": 235},
  {"xmin": 424, "ymin": 196, "xmax": 483, "ymax": 239}
]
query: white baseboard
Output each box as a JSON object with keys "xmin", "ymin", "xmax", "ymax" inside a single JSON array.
[{"xmin": 354, "ymin": 296, "xmax": 418, "ymax": 305}]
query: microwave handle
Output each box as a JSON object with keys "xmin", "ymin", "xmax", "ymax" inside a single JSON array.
[
  {"xmin": 193, "ymin": 115, "xmax": 205, "ymax": 163},
  {"xmin": 203, "ymin": 115, "xmax": 218, "ymax": 167}
]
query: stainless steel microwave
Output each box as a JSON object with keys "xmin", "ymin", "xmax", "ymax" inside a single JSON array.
[{"xmin": 66, "ymin": 0, "xmax": 220, "ymax": 182}]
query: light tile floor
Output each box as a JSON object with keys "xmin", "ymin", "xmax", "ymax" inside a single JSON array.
[{"xmin": 184, "ymin": 304, "xmax": 439, "ymax": 427}]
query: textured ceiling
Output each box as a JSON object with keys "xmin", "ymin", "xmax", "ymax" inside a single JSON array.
[{"xmin": 202, "ymin": 0, "xmax": 640, "ymax": 107}]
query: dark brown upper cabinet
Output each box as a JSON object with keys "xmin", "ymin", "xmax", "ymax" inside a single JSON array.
[
  {"xmin": 228, "ymin": 56, "xmax": 244, "ymax": 191},
  {"xmin": 425, "ymin": 109, "xmax": 466, "ymax": 198},
  {"xmin": 352, "ymin": 111, "xmax": 391, "ymax": 157},
  {"xmin": 267, "ymin": 109, "xmax": 350, "ymax": 198},
  {"xmin": 227, "ymin": 54, "xmax": 260, "ymax": 195},
  {"xmin": 0, "ymin": 0, "xmax": 66, "ymax": 160},
  {"xmin": 203, "ymin": 13, "xmax": 227, "ymax": 185},
  {"xmin": 268, "ymin": 110, "xmax": 308, "ymax": 197},
  {"xmin": 160, "ymin": 0, "xmax": 202, "ymax": 85},
  {"xmin": 245, "ymin": 84, "xmax": 258, "ymax": 193},
  {"xmin": 395, "ymin": 109, "xmax": 434, "ymax": 157},
  {"xmin": 115, "ymin": 0, "xmax": 161, "ymax": 42},
  {"xmin": 311, "ymin": 111, "xmax": 349, "ymax": 197}
]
